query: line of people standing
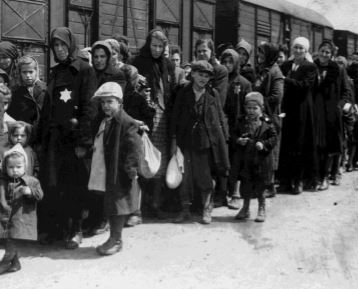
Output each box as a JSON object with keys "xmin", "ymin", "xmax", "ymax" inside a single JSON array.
[{"xmin": 0, "ymin": 26, "xmax": 356, "ymax": 274}]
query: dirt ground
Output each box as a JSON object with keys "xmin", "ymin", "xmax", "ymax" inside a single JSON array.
[{"xmin": 2, "ymin": 172, "xmax": 358, "ymax": 289}]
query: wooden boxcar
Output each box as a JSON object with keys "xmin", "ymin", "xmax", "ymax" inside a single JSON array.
[
  {"xmin": 334, "ymin": 30, "xmax": 358, "ymax": 58},
  {"xmin": 215, "ymin": 0, "xmax": 334, "ymax": 62}
]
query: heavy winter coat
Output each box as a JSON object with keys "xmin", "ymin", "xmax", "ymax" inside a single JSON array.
[
  {"xmin": 92, "ymin": 108, "xmax": 142, "ymax": 216},
  {"xmin": 234, "ymin": 116, "xmax": 277, "ymax": 183},
  {"xmin": 171, "ymin": 84, "xmax": 230, "ymax": 176},
  {"xmin": 0, "ymin": 175, "xmax": 43, "ymax": 240},
  {"xmin": 313, "ymin": 59, "xmax": 352, "ymax": 153}
]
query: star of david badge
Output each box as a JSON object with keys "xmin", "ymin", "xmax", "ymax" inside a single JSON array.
[{"xmin": 60, "ymin": 88, "xmax": 72, "ymax": 103}]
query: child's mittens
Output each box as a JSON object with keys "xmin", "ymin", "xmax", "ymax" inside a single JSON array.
[
  {"xmin": 21, "ymin": 186, "xmax": 32, "ymax": 196},
  {"xmin": 255, "ymin": 142, "xmax": 264, "ymax": 151},
  {"xmin": 13, "ymin": 185, "xmax": 32, "ymax": 199}
]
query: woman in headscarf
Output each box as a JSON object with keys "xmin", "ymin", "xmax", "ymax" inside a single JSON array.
[
  {"xmin": 313, "ymin": 40, "xmax": 352, "ymax": 190},
  {"xmin": 91, "ymin": 40, "xmax": 126, "ymax": 90},
  {"xmin": 235, "ymin": 39, "xmax": 256, "ymax": 85},
  {"xmin": 131, "ymin": 29, "xmax": 175, "ymax": 217},
  {"xmin": 0, "ymin": 41, "xmax": 19, "ymax": 89},
  {"xmin": 279, "ymin": 37, "xmax": 317, "ymax": 194},
  {"xmin": 37, "ymin": 27, "xmax": 97, "ymax": 249},
  {"xmin": 253, "ymin": 42, "xmax": 284, "ymax": 197},
  {"xmin": 220, "ymin": 48, "xmax": 252, "ymax": 209}
]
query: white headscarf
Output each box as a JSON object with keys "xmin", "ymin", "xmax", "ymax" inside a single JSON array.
[{"xmin": 290, "ymin": 36, "xmax": 313, "ymax": 63}]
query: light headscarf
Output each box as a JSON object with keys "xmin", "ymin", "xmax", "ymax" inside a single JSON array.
[{"xmin": 290, "ymin": 36, "xmax": 313, "ymax": 62}]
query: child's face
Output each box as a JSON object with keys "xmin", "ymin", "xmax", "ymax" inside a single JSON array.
[
  {"xmin": 6, "ymin": 156, "xmax": 26, "ymax": 179},
  {"xmin": 0, "ymin": 56, "xmax": 12, "ymax": 70},
  {"xmin": 100, "ymin": 96, "xmax": 121, "ymax": 117},
  {"xmin": 191, "ymin": 71, "xmax": 211, "ymax": 89},
  {"xmin": 222, "ymin": 56, "xmax": 235, "ymax": 73},
  {"xmin": 20, "ymin": 63, "xmax": 37, "ymax": 86},
  {"xmin": 10, "ymin": 127, "xmax": 28, "ymax": 146},
  {"xmin": 245, "ymin": 101, "xmax": 262, "ymax": 118}
]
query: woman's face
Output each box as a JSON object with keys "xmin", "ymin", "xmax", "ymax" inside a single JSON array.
[
  {"xmin": 0, "ymin": 55, "xmax": 12, "ymax": 70},
  {"xmin": 53, "ymin": 39, "xmax": 69, "ymax": 62},
  {"xmin": 221, "ymin": 56, "xmax": 235, "ymax": 73},
  {"xmin": 93, "ymin": 48, "xmax": 108, "ymax": 71},
  {"xmin": 257, "ymin": 49, "xmax": 265, "ymax": 65},
  {"xmin": 238, "ymin": 48, "xmax": 249, "ymax": 66},
  {"xmin": 171, "ymin": 53, "xmax": 181, "ymax": 67},
  {"xmin": 292, "ymin": 44, "xmax": 306, "ymax": 61},
  {"xmin": 111, "ymin": 49, "xmax": 120, "ymax": 66},
  {"xmin": 318, "ymin": 45, "xmax": 332, "ymax": 65},
  {"xmin": 196, "ymin": 43, "xmax": 212, "ymax": 61},
  {"xmin": 150, "ymin": 38, "xmax": 164, "ymax": 59}
]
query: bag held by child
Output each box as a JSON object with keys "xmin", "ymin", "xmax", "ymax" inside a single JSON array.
[
  {"xmin": 138, "ymin": 132, "xmax": 161, "ymax": 178},
  {"xmin": 166, "ymin": 147, "xmax": 184, "ymax": 189}
]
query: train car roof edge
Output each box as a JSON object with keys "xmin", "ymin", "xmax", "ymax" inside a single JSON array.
[{"xmin": 242, "ymin": 0, "xmax": 333, "ymax": 28}]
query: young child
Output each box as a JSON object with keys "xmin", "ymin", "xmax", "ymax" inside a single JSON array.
[
  {"xmin": 0, "ymin": 143, "xmax": 43, "ymax": 274},
  {"xmin": 2, "ymin": 121, "xmax": 39, "ymax": 177},
  {"xmin": 171, "ymin": 60, "xmax": 230, "ymax": 224},
  {"xmin": 234, "ymin": 92, "xmax": 277, "ymax": 222},
  {"xmin": 89, "ymin": 82, "xmax": 142, "ymax": 256},
  {"xmin": 7, "ymin": 56, "xmax": 46, "ymax": 132},
  {"xmin": 0, "ymin": 84, "xmax": 16, "ymax": 148}
]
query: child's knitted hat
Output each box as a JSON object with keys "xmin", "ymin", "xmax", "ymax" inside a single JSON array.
[{"xmin": 245, "ymin": 92, "xmax": 264, "ymax": 107}]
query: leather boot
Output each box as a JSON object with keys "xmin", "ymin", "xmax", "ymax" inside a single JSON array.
[
  {"xmin": 201, "ymin": 191, "xmax": 212, "ymax": 224},
  {"xmin": 293, "ymin": 180, "xmax": 303, "ymax": 195},
  {"xmin": 7, "ymin": 253, "xmax": 21, "ymax": 273},
  {"xmin": 255, "ymin": 197, "xmax": 266, "ymax": 222},
  {"xmin": 318, "ymin": 177, "xmax": 329, "ymax": 191},
  {"xmin": 235, "ymin": 199, "xmax": 250, "ymax": 220},
  {"xmin": 0, "ymin": 252, "xmax": 15, "ymax": 275},
  {"xmin": 96, "ymin": 216, "xmax": 124, "ymax": 256},
  {"xmin": 173, "ymin": 204, "xmax": 192, "ymax": 223}
]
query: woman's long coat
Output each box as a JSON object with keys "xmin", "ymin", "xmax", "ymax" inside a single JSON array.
[
  {"xmin": 93, "ymin": 109, "xmax": 142, "ymax": 216},
  {"xmin": 313, "ymin": 59, "xmax": 352, "ymax": 154},
  {"xmin": 280, "ymin": 59, "xmax": 317, "ymax": 157},
  {"xmin": 254, "ymin": 63, "xmax": 284, "ymax": 170}
]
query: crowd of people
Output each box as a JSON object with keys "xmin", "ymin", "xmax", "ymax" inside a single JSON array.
[{"xmin": 0, "ymin": 26, "xmax": 357, "ymax": 274}]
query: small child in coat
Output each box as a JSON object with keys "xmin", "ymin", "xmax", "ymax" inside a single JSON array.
[
  {"xmin": 7, "ymin": 56, "xmax": 46, "ymax": 133},
  {"xmin": 0, "ymin": 143, "xmax": 43, "ymax": 274},
  {"xmin": 234, "ymin": 92, "xmax": 277, "ymax": 222},
  {"xmin": 1, "ymin": 121, "xmax": 39, "ymax": 177},
  {"xmin": 89, "ymin": 82, "xmax": 142, "ymax": 256}
]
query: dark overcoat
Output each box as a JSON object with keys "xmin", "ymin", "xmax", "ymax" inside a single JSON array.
[
  {"xmin": 280, "ymin": 59, "xmax": 317, "ymax": 156},
  {"xmin": 93, "ymin": 109, "xmax": 142, "ymax": 216},
  {"xmin": 171, "ymin": 84, "xmax": 230, "ymax": 176},
  {"xmin": 7, "ymin": 80, "xmax": 47, "ymax": 127},
  {"xmin": 234, "ymin": 116, "xmax": 277, "ymax": 183},
  {"xmin": 0, "ymin": 175, "xmax": 43, "ymax": 240},
  {"xmin": 211, "ymin": 61, "xmax": 229, "ymax": 106},
  {"xmin": 313, "ymin": 59, "xmax": 352, "ymax": 153},
  {"xmin": 254, "ymin": 63, "xmax": 284, "ymax": 170}
]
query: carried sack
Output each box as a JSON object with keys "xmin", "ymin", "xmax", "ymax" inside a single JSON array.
[
  {"xmin": 166, "ymin": 147, "xmax": 184, "ymax": 189},
  {"xmin": 138, "ymin": 132, "xmax": 161, "ymax": 178}
]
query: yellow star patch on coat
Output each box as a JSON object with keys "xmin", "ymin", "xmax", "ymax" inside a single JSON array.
[{"xmin": 60, "ymin": 88, "xmax": 72, "ymax": 103}]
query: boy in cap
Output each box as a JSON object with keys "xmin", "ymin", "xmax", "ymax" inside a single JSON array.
[
  {"xmin": 233, "ymin": 92, "xmax": 277, "ymax": 222},
  {"xmin": 171, "ymin": 60, "xmax": 229, "ymax": 224},
  {"xmin": 89, "ymin": 82, "xmax": 142, "ymax": 255}
]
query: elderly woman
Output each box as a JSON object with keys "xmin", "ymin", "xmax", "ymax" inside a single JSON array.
[
  {"xmin": 254, "ymin": 42, "xmax": 284, "ymax": 197},
  {"xmin": 279, "ymin": 37, "xmax": 317, "ymax": 194},
  {"xmin": 313, "ymin": 40, "xmax": 352, "ymax": 190},
  {"xmin": 0, "ymin": 41, "xmax": 19, "ymax": 89},
  {"xmin": 131, "ymin": 29, "xmax": 175, "ymax": 217},
  {"xmin": 38, "ymin": 27, "xmax": 97, "ymax": 248}
]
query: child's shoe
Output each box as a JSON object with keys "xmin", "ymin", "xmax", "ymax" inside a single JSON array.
[
  {"xmin": 227, "ymin": 197, "xmax": 240, "ymax": 210},
  {"xmin": 0, "ymin": 253, "xmax": 15, "ymax": 275},
  {"xmin": 96, "ymin": 237, "xmax": 122, "ymax": 256},
  {"xmin": 255, "ymin": 198, "xmax": 266, "ymax": 222},
  {"xmin": 201, "ymin": 209, "xmax": 212, "ymax": 224},
  {"xmin": 7, "ymin": 253, "xmax": 21, "ymax": 273},
  {"xmin": 235, "ymin": 199, "xmax": 250, "ymax": 220}
]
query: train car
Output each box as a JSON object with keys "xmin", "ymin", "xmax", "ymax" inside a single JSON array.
[
  {"xmin": 215, "ymin": 0, "xmax": 334, "ymax": 62},
  {"xmin": 0, "ymin": 0, "xmax": 220, "ymax": 80},
  {"xmin": 334, "ymin": 30, "xmax": 358, "ymax": 58}
]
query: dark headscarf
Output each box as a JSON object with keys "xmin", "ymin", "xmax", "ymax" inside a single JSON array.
[
  {"xmin": 258, "ymin": 43, "xmax": 279, "ymax": 68},
  {"xmin": 50, "ymin": 27, "xmax": 78, "ymax": 63},
  {"xmin": 0, "ymin": 41, "xmax": 19, "ymax": 59},
  {"xmin": 137, "ymin": 29, "xmax": 170, "ymax": 102},
  {"xmin": 220, "ymin": 48, "xmax": 240, "ymax": 81},
  {"xmin": 91, "ymin": 40, "xmax": 112, "ymax": 71}
]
